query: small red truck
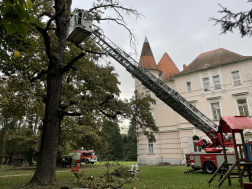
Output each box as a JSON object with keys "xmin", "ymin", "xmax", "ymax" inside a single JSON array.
[{"xmin": 69, "ymin": 150, "xmax": 97, "ymax": 165}]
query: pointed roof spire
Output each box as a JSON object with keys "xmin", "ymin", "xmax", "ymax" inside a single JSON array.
[
  {"xmin": 139, "ymin": 37, "xmax": 157, "ymax": 69},
  {"xmin": 157, "ymin": 52, "xmax": 180, "ymax": 81},
  {"xmin": 144, "ymin": 36, "xmax": 148, "ymax": 42}
]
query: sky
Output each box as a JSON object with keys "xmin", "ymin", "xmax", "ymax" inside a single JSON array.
[{"xmin": 71, "ymin": 0, "xmax": 252, "ymax": 130}]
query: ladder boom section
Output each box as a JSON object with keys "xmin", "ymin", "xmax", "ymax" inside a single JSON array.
[{"xmin": 90, "ymin": 27, "xmax": 218, "ymax": 134}]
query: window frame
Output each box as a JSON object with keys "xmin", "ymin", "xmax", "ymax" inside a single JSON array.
[
  {"xmin": 235, "ymin": 97, "xmax": 250, "ymax": 116},
  {"xmin": 147, "ymin": 139, "xmax": 154, "ymax": 154},
  {"xmin": 212, "ymin": 75, "xmax": 221, "ymax": 90},
  {"xmin": 186, "ymin": 81, "xmax": 192, "ymax": 93},
  {"xmin": 210, "ymin": 102, "xmax": 222, "ymax": 120},
  {"xmin": 145, "ymin": 90, "xmax": 151, "ymax": 97},
  {"xmin": 202, "ymin": 77, "xmax": 210, "ymax": 91},
  {"xmin": 231, "ymin": 70, "xmax": 242, "ymax": 86}
]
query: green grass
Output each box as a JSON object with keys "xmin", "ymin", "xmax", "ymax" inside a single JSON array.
[{"xmin": 0, "ymin": 162, "xmax": 249, "ymax": 189}]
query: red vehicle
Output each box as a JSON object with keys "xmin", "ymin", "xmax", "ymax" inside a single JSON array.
[
  {"xmin": 69, "ymin": 150, "xmax": 97, "ymax": 165},
  {"xmin": 185, "ymin": 152, "xmax": 235, "ymax": 174}
]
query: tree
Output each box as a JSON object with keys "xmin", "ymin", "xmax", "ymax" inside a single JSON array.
[
  {"xmin": 0, "ymin": 0, "xmax": 143, "ymax": 185},
  {"xmin": 121, "ymin": 134, "xmax": 128, "ymax": 160},
  {"xmin": 210, "ymin": 1, "xmax": 252, "ymax": 37},
  {"xmin": 129, "ymin": 90, "xmax": 158, "ymax": 142},
  {"xmin": 102, "ymin": 119, "xmax": 123, "ymax": 161},
  {"xmin": 125, "ymin": 119, "xmax": 137, "ymax": 161}
]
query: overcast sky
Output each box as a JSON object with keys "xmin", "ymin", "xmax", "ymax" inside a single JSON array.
[{"xmin": 72, "ymin": 0, "xmax": 252, "ymax": 100}]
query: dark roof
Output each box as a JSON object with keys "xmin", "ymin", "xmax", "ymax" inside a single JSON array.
[
  {"xmin": 139, "ymin": 37, "xmax": 158, "ymax": 69},
  {"xmin": 157, "ymin": 52, "xmax": 180, "ymax": 81},
  {"xmin": 175, "ymin": 48, "xmax": 252, "ymax": 77}
]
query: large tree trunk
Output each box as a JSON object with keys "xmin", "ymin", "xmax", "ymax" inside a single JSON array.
[{"xmin": 30, "ymin": 0, "xmax": 72, "ymax": 184}]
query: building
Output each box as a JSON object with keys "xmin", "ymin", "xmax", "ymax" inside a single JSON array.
[{"xmin": 136, "ymin": 37, "xmax": 252, "ymax": 165}]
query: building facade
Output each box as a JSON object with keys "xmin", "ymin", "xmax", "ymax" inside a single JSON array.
[{"xmin": 136, "ymin": 37, "xmax": 252, "ymax": 165}]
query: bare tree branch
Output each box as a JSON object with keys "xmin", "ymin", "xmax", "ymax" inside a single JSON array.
[
  {"xmin": 35, "ymin": 26, "xmax": 54, "ymax": 63},
  {"xmin": 88, "ymin": 0, "xmax": 144, "ymax": 54},
  {"xmin": 99, "ymin": 109, "xmax": 123, "ymax": 118},
  {"xmin": 61, "ymin": 52, "xmax": 86, "ymax": 74},
  {"xmin": 30, "ymin": 70, "xmax": 48, "ymax": 82}
]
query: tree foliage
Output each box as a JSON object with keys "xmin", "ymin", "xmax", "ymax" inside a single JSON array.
[
  {"xmin": 0, "ymin": 0, "xmax": 148, "ymax": 185},
  {"xmin": 210, "ymin": 1, "xmax": 252, "ymax": 37},
  {"xmin": 0, "ymin": 0, "xmax": 33, "ymax": 36}
]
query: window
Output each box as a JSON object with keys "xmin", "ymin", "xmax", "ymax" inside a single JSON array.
[
  {"xmin": 145, "ymin": 90, "xmax": 151, "ymax": 96},
  {"xmin": 190, "ymin": 101, "xmax": 196, "ymax": 107},
  {"xmin": 186, "ymin": 82, "xmax": 192, "ymax": 93},
  {"xmin": 148, "ymin": 139, "xmax": 154, "ymax": 153},
  {"xmin": 203, "ymin": 78, "xmax": 210, "ymax": 91},
  {"xmin": 237, "ymin": 99, "xmax": 249, "ymax": 116},
  {"xmin": 211, "ymin": 102, "xmax": 221, "ymax": 120},
  {"xmin": 213, "ymin": 75, "xmax": 221, "ymax": 89},
  {"xmin": 193, "ymin": 136, "xmax": 201, "ymax": 152},
  {"xmin": 232, "ymin": 71, "xmax": 241, "ymax": 86}
]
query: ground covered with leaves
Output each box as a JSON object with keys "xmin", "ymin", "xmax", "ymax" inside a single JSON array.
[{"xmin": 0, "ymin": 162, "xmax": 249, "ymax": 189}]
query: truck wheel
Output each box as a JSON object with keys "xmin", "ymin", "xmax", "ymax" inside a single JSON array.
[
  {"xmin": 91, "ymin": 162, "xmax": 94, "ymax": 164},
  {"xmin": 204, "ymin": 162, "xmax": 216, "ymax": 174},
  {"xmin": 85, "ymin": 159, "xmax": 89, "ymax": 164}
]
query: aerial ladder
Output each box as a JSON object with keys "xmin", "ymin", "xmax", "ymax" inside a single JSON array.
[{"xmin": 66, "ymin": 9, "xmax": 226, "ymax": 153}]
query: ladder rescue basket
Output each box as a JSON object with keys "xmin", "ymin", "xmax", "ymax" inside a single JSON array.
[{"xmin": 66, "ymin": 10, "xmax": 92, "ymax": 45}]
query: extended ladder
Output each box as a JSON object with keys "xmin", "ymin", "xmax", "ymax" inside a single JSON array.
[{"xmin": 89, "ymin": 26, "xmax": 218, "ymax": 134}]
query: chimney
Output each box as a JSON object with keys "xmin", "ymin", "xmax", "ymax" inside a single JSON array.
[{"xmin": 183, "ymin": 64, "xmax": 187, "ymax": 70}]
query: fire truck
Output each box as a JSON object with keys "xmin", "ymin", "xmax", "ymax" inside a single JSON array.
[
  {"xmin": 69, "ymin": 150, "xmax": 97, "ymax": 165},
  {"xmin": 185, "ymin": 136, "xmax": 236, "ymax": 174},
  {"xmin": 66, "ymin": 9, "xmax": 249, "ymax": 174}
]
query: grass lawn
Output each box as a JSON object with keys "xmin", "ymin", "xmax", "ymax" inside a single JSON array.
[{"xmin": 0, "ymin": 162, "xmax": 248, "ymax": 189}]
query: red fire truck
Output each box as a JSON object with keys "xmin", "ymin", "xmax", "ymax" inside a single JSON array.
[
  {"xmin": 69, "ymin": 150, "xmax": 97, "ymax": 165},
  {"xmin": 185, "ymin": 123, "xmax": 252, "ymax": 174},
  {"xmin": 185, "ymin": 152, "xmax": 235, "ymax": 174}
]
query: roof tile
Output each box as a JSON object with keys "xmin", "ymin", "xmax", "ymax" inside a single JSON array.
[
  {"xmin": 139, "ymin": 37, "xmax": 157, "ymax": 69},
  {"xmin": 175, "ymin": 48, "xmax": 252, "ymax": 77},
  {"xmin": 157, "ymin": 53, "xmax": 180, "ymax": 81}
]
